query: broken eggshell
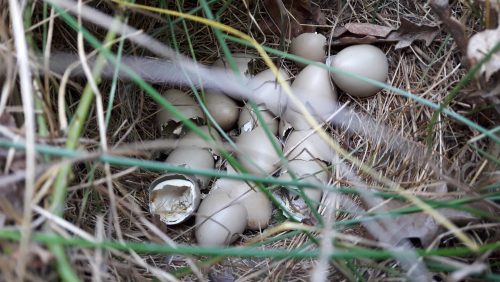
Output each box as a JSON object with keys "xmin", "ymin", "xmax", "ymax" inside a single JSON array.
[
  {"xmin": 290, "ymin": 33, "xmax": 327, "ymax": 66},
  {"xmin": 236, "ymin": 126, "xmax": 282, "ymax": 175},
  {"xmin": 149, "ymin": 173, "xmax": 201, "ymax": 225},
  {"xmin": 204, "ymin": 92, "xmax": 240, "ymax": 131},
  {"xmin": 284, "ymin": 65, "xmax": 337, "ymax": 130},
  {"xmin": 283, "ymin": 129, "xmax": 335, "ymax": 162},
  {"xmin": 238, "ymin": 104, "xmax": 278, "ymax": 135},
  {"xmin": 329, "ymin": 44, "xmax": 388, "ymax": 97},
  {"xmin": 195, "ymin": 192, "xmax": 247, "ymax": 247},
  {"xmin": 165, "ymin": 147, "xmax": 215, "ymax": 189},
  {"xmin": 157, "ymin": 89, "xmax": 204, "ymax": 136},
  {"xmin": 246, "ymin": 68, "xmax": 290, "ymax": 117}
]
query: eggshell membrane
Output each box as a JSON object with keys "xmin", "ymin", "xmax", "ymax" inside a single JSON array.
[
  {"xmin": 247, "ymin": 69, "xmax": 290, "ymax": 116},
  {"xmin": 213, "ymin": 52, "xmax": 254, "ymax": 79},
  {"xmin": 165, "ymin": 148, "xmax": 214, "ymax": 189},
  {"xmin": 149, "ymin": 174, "xmax": 201, "ymax": 225},
  {"xmin": 283, "ymin": 129, "xmax": 335, "ymax": 162},
  {"xmin": 285, "ymin": 65, "xmax": 337, "ymax": 130},
  {"xmin": 157, "ymin": 89, "xmax": 203, "ymax": 125},
  {"xmin": 204, "ymin": 92, "xmax": 240, "ymax": 131},
  {"xmin": 290, "ymin": 33, "xmax": 326, "ymax": 65},
  {"xmin": 236, "ymin": 126, "xmax": 282, "ymax": 175},
  {"xmin": 213, "ymin": 182, "xmax": 272, "ymax": 230},
  {"xmin": 330, "ymin": 44, "xmax": 388, "ymax": 97},
  {"xmin": 195, "ymin": 192, "xmax": 247, "ymax": 247},
  {"xmin": 238, "ymin": 104, "xmax": 278, "ymax": 135}
]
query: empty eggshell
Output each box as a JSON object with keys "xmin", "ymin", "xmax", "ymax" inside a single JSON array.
[
  {"xmin": 165, "ymin": 148, "xmax": 214, "ymax": 189},
  {"xmin": 285, "ymin": 65, "xmax": 337, "ymax": 130},
  {"xmin": 329, "ymin": 44, "xmax": 388, "ymax": 97},
  {"xmin": 213, "ymin": 181, "xmax": 272, "ymax": 230},
  {"xmin": 238, "ymin": 104, "xmax": 278, "ymax": 135},
  {"xmin": 157, "ymin": 89, "xmax": 203, "ymax": 127},
  {"xmin": 195, "ymin": 192, "xmax": 247, "ymax": 247},
  {"xmin": 283, "ymin": 129, "xmax": 335, "ymax": 162},
  {"xmin": 236, "ymin": 126, "xmax": 282, "ymax": 175},
  {"xmin": 204, "ymin": 92, "xmax": 240, "ymax": 131},
  {"xmin": 149, "ymin": 174, "xmax": 201, "ymax": 225},
  {"xmin": 213, "ymin": 52, "xmax": 254, "ymax": 79},
  {"xmin": 247, "ymin": 68, "xmax": 290, "ymax": 116},
  {"xmin": 290, "ymin": 33, "xmax": 327, "ymax": 66}
]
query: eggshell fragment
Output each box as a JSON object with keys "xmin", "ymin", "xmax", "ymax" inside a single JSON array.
[
  {"xmin": 283, "ymin": 129, "xmax": 335, "ymax": 162},
  {"xmin": 149, "ymin": 174, "xmax": 201, "ymax": 225},
  {"xmin": 236, "ymin": 126, "xmax": 282, "ymax": 175},
  {"xmin": 285, "ymin": 65, "xmax": 337, "ymax": 130},
  {"xmin": 213, "ymin": 181, "xmax": 272, "ymax": 230},
  {"xmin": 195, "ymin": 192, "xmax": 247, "ymax": 247},
  {"xmin": 204, "ymin": 92, "xmax": 240, "ymax": 131},
  {"xmin": 165, "ymin": 148, "xmax": 214, "ymax": 189},
  {"xmin": 238, "ymin": 104, "xmax": 278, "ymax": 135},
  {"xmin": 290, "ymin": 33, "xmax": 326, "ymax": 65},
  {"xmin": 247, "ymin": 69, "xmax": 290, "ymax": 116},
  {"xmin": 329, "ymin": 44, "xmax": 388, "ymax": 97}
]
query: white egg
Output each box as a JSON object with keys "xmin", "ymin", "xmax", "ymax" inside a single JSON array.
[
  {"xmin": 329, "ymin": 44, "xmax": 388, "ymax": 97},
  {"xmin": 195, "ymin": 192, "xmax": 247, "ymax": 247},
  {"xmin": 283, "ymin": 129, "xmax": 335, "ymax": 162},
  {"xmin": 149, "ymin": 174, "xmax": 201, "ymax": 225},
  {"xmin": 213, "ymin": 52, "xmax": 254, "ymax": 79},
  {"xmin": 247, "ymin": 68, "xmax": 290, "ymax": 116},
  {"xmin": 204, "ymin": 92, "xmax": 240, "ymax": 131},
  {"xmin": 165, "ymin": 148, "xmax": 214, "ymax": 189},
  {"xmin": 285, "ymin": 65, "xmax": 337, "ymax": 130},
  {"xmin": 157, "ymin": 89, "xmax": 203, "ymax": 126},
  {"xmin": 238, "ymin": 104, "xmax": 278, "ymax": 135},
  {"xmin": 236, "ymin": 126, "xmax": 282, "ymax": 175},
  {"xmin": 213, "ymin": 181, "xmax": 272, "ymax": 230},
  {"xmin": 290, "ymin": 33, "xmax": 326, "ymax": 66}
]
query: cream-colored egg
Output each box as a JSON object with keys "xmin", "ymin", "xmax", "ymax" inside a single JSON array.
[
  {"xmin": 182, "ymin": 126, "xmax": 222, "ymax": 150},
  {"xmin": 246, "ymin": 69, "xmax": 290, "ymax": 116},
  {"xmin": 236, "ymin": 126, "xmax": 282, "ymax": 175},
  {"xmin": 204, "ymin": 92, "xmax": 240, "ymax": 131},
  {"xmin": 290, "ymin": 33, "xmax": 326, "ymax": 65},
  {"xmin": 283, "ymin": 129, "xmax": 335, "ymax": 162},
  {"xmin": 238, "ymin": 104, "xmax": 278, "ymax": 135},
  {"xmin": 213, "ymin": 181, "xmax": 272, "ymax": 230},
  {"xmin": 165, "ymin": 148, "xmax": 214, "ymax": 189},
  {"xmin": 149, "ymin": 174, "xmax": 201, "ymax": 225},
  {"xmin": 329, "ymin": 44, "xmax": 388, "ymax": 97},
  {"xmin": 285, "ymin": 159, "xmax": 329, "ymax": 183},
  {"xmin": 195, "ymin": 192, "xmax": 247, "ymax": 247},
  {"xmin": 278, "ymin": 173, "xmax": 323, "ymax": 207},
  {"xmin": 213, "ymin": 52, "xmax": 254, "ymax": 78},
  {"xmin": 285, "ymin": 65, "xmax": 337, "ymax": 130},
  {"xmin": 157, "ymin": 89, "xmax": 203, "ymax": 126}
]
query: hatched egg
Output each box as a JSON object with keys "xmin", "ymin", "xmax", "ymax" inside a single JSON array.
[
  {"xmin": 283, "ymin": 129, "xmax": 335, "ymax": 162},
  {"xmin": 204, "ymin": 92, "xmax": 240, "ymax": 131},
  {"xmin": 213, "ymin": 181, "xmax": 272, "ymax": 230},
  {"xmin": 285, "ymin": 65, "xmax": 337, "ymax": 130},
  {"xmin": 329, "ymin": 44, "xmax": 388, "ymax": 97},
  {"xmin": 290, "ymin": 33, "xmax": 327, "ymax": 66},
  {"xmin": 236, "ymin": 126, "xmax": 282, "ymax": 175},
  {"xmin": 157, "ymin": 89, "xmax": 203, "ymax": 128},
  {"xmin": 195, "ymin": 192, "xmax": 247, "ymax": 247},
  {"xmin": 246, "ymin": 68, "xmax": 290, "ymax": 116},
  {"xmin": 165, "ymin": 147, "xmax": 214, "ymax": 189},
  {"xmin": 238, "ymin": 104, "xmax": 278, "ymax": 135},
  {"xmin": 149, "ymin": 174, "xmax": 201, "ymax": 225}
]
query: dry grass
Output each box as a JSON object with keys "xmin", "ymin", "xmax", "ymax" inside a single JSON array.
[{"xmin": 0, "ymin": 0, "xmax": 499, "ymax": 281}]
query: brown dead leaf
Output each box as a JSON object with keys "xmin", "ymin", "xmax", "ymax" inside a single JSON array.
[
  {"xmin": 260, "ymin": 0, "xmax": 325, "ymax": 38},
  {"xmin": 467, "ymin": 25, "xmax": 500, "ymax": 81},
  {"xmin": 429, "ymin": 0, "xmax": 469, "ymax": 58},
  {"xmin": 331, "ymin": 19, "xmax": 439, "ymax": 49}
]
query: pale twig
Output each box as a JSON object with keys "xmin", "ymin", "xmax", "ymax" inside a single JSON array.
[{"xmin": 8, "ymin": 0, "xmax": 37, "ymax": 279}]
